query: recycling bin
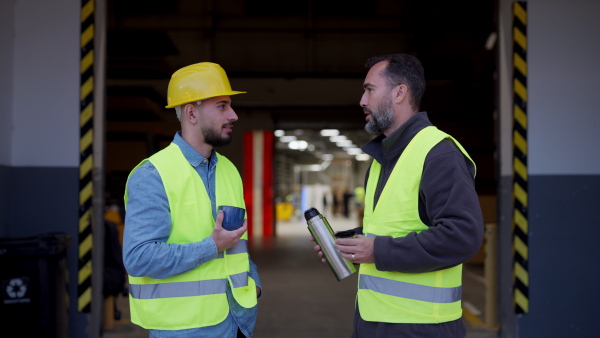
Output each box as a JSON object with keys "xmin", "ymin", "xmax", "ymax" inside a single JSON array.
[{"xmin": 0, "ymin": 232, "xmax": 72, "ymax": 338}]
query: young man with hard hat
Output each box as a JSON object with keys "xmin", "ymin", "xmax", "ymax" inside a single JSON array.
[{"xmin": 123, "ymin": 62, "xmax": 261, "ymax": 337}]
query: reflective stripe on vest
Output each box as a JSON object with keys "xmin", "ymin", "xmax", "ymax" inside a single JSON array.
[
  {"xmin": 130, "ymin": 279, "xmax": 227, "ymax": 299},
  {"xmin": 230, "ymin": 272, "xmax": 250, "ymax": 288},
  {"xmin": 216, "ymin": 239, "xmax": 249, "ymax": 258},
  {"xmin": 124, "ymin": 143, "xmax": 257, "ymax": 330},
  {"xmin": 359, "ymin": 275, "xmax": 462, "ymax": 303},
  {"xmin": 358, "ymin": 126, "xmax": 476, "ymax": 324},
  {"xmin": 227, "ymin": 239, "xmax": 248, "ymax": 255}
]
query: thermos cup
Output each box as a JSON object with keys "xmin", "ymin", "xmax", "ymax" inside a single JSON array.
[
  {"xmin": 303, "ymin": 207, "xmax": 357, "ymax": 281},
  {"xmin": 217, "ymin": 205, "xmax": 245, "ymax": 231}
]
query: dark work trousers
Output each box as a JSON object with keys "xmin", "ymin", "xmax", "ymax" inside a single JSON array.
[{"xmin": 351, "ymin": 305, "xmax": 466, "ymax": 338}]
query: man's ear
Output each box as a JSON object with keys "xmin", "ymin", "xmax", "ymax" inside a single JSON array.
[
  {"xmin": 183, "ymin": 103, "xmax": 198, "ymax": 123},
  {"xmin": 392, "ymin": 84, "xmax": 408, "ymax": 104}
]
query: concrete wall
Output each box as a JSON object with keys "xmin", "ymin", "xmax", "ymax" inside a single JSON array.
[
  {"xmin": 3, "ymin": 0, "xmax": 81, "ymax": 234},
  {"xmin": 0, "ymin": 166, "xmax": 8, "ymax": 238},
  {"xmin": 0, "ymin": 0, "xmax": 15, "ymax": 236},
  {"xmin": 0, "ymin": 0, "xmax": 14, "ymax": 167},
  {"xmin": 8, "ymin": 0, "xmax": 80, "ymax": 238},
  {"xmin": 498, "ymin": 0, "xmax": 600, "ymax": 336},
  {"xmin": 12, "ymin": 0, "xmax": 79, "ymax": 167},
  {"xmin": 528, "ymin": 1, "xmax": 600, "ymax": 175},
  {"xmin": 522, "ymin": 0, "xmax": 600, "ymax": 336},
  {"xmin": 1, "ymin": 0, "xmax": 99, "ymax": 336}
]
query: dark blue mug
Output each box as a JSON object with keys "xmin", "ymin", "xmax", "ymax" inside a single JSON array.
[{"xmin": 217, "ymin": 205, "xmax": 245, "ymax": 231}]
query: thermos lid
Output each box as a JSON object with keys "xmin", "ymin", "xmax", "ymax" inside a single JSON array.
[{"xmin": 303, "ymin": 207, "xmax": 320, "ymax": 221}]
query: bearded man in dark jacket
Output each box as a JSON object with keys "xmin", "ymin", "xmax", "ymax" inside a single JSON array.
[{"xmin": 313, "ymin": 54, "xmax": 484, "ymax": 338}]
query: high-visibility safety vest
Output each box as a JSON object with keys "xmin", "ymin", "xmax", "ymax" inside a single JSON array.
[
  {"xmin": 124, "ymin": 143, "xmax": 257, "ymax": 330},
  {"xmin": 359, "ymin": 126, "xmax": 476, "ymax": 324}
]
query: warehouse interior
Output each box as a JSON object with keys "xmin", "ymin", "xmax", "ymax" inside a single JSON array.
[
  {"xmin": 4, "ymin": 0, "xmax": 600, "ymax": 337},
  {"xmin": 103, "ymin": 0, "xmax": 497, "ymax": 201},
  {"xmin": 100, "ymin": 0, "xmax": 498, "ymax": 337}
]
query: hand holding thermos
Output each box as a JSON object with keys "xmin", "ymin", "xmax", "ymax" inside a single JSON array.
[{"xmin": 304, "ymin": 208, "xmax": 357, "ymax": 281}]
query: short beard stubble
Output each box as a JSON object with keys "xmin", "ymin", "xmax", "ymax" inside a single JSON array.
[
  {"xmin": 364, "ymin": 96, "xmax": 394, "ymax": 135},
  {"xmin": 202, "ymin": 123, "xmax": 234, "ymax": 147}
]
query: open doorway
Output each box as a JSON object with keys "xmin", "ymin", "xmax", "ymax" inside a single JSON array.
[
  {"xmin": 273, "ymin": 127, "xmax": 373, "ymax": 229},
  {"xmin": 102, "ymin": 0, "xmax": 498, "ymax": 335}
]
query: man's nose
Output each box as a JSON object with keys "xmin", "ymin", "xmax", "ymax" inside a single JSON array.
[
  {"xmin": 228, "ymin": 109, "xmax": 238, "ymax": 122},
  {"xmin": 359, "ymin": 94, "xmax": 368, "ymax": 107}
]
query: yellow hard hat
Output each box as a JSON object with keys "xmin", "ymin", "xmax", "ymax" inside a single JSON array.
[{"xmin": 165, "ymin": 62, "xmax": 245, "ymax": 108}]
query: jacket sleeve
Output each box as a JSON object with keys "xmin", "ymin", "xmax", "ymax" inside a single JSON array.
[
  {"xmin": 123, "ymin": 162, "xmax": 219, "ymax": 279},
  {"xmin": 373, "ymin": 140, "xmax": 484, "ymax": 273},
  {"xmin": 249, "ymin": 258, "xmax": 262, "ymax": 297}
]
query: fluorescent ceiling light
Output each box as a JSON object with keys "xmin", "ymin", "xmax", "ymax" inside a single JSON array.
[
  {"xmin": 289, "ymin": 140, "xmax": 308, "ymax": 150},
  {"xmin": 279, "ymin": 136, "xmax": 297, "ymax": 143},
  {"xmin": 307, "ymin": 164, "xmax": 322, "ymax": 171},
  {"xmin": 320, "ymin": 129, "xmax": 339, "ymax": 137},
  {"xmin": 274, "ymin": 130, "xmax": 285, "ymax": 137},
  {"xmin": 485, "ymin": 32, "xmax": 497, "ymax": 51},
  {"xmin": 329, "ymin": 135, "xmax": 347, "ymax": 142},
  {"xmin": 336, "ymin": 140, "xmax": 353, "ymax": 147},
  {"xmin": 321, "ymin": 154, "xmax": 334, "ymax": 161},
  {"xmin": 356, "ymin": 154, "xmax": 370, "ymax": 161},
  {"xmin": 347, "ymin": 148, "xmax": 362, "ymax": 155}
]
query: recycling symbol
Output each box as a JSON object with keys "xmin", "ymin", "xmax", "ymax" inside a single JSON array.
[{"xmin": 6, "ymin": 278, "xmax": 27, "ymax": 298}]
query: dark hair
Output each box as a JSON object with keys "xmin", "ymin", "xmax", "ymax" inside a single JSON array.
[{"xmin": 365, "ymin": 54, "xmax": 425, "ymax": 112}]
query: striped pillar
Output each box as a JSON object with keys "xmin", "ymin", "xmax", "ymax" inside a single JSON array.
[
  {"xmin": 512, "ymin": 1, "xmax": 529, "ymax": 314},
  {"xmin": 243, "ymin": 131, "xmax": 274, "ymax": 240},
  {"xmin": 78, "ymin": 0, "xmax": 95, "ymax": 313}
]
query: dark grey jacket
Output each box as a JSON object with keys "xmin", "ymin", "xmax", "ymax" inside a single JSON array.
[{"xmin": 353, "ymin": 112, "xmax": 484, "ymax": 337}]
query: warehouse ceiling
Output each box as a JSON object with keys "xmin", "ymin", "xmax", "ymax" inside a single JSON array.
[{"xmin": 105, "ymin": 0, "xmax": 497, "ymax": 194}]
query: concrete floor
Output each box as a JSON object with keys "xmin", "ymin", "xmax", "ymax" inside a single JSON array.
[{"xmin": 103, "ymin": 213, "xmax": 498, "ymax": 338}]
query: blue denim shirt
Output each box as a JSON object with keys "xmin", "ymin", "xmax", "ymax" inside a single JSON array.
[{"xmin": 123, "ymin": 131, "xmax": 261, "ymax": 338}]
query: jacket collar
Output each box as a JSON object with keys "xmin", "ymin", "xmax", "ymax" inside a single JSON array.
[{"xmin": 362, "ymin": 112, "xmax": 433, "ymax": 164}]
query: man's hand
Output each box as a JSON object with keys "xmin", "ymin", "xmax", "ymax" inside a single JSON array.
[
  {"xmin": 310, "ymin": 236, "xmax": 328, "ymax": 264},
  {"xmin": 334, "ymin": 235, "xmax": 375, "ymax": 264},
  {"xmin": 211, "ymin": 210, "xmax": 247, "ymax": 252}
]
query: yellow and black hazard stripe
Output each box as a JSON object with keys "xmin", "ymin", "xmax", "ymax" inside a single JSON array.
[
  {"xmin": 512, "ymin": 1, "xmax": 528, "ymax": 314},
  {"xmin": 78, "ymin": 0, "xmax": 95, "ymax": 313}
]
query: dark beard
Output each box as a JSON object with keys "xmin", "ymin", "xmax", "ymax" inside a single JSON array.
[
  {"xmin": 364, "ymin": 97, "xmax": 394, "ymax": 135},
  {"xmin": 203, "ymin": 124, "xmax": 233, "ymax": 147}
]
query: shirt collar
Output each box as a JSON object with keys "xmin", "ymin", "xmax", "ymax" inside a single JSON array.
[{"xmin": 172, "ymin": 131, "xmax": 217, "ymax": 167}]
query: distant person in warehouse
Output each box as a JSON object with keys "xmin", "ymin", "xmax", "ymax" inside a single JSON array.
[
  {"xmin": 123, "ymin": 62, "xmax": 261, "ymax": 338},
  {"xmin": 342, "ymin": 187, "xmax": 352, "ymax": 218},
  {"xmin": 353, "ymin": 186, "xmax": 365, "ymax": 227},
  {"xmin": 312, "ymin": 54, "xmax": 483, "ymax": 337}
]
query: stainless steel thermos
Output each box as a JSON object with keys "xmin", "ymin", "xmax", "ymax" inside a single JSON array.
[{"xmin": 304, "ymin": 207, "xmax": 357, "ymax": 281}]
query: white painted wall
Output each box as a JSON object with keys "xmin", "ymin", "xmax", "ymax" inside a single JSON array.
[
  {"xmin": 528, "ymin": 0, "xmax": 600, "ymax": 175},
  {"xmin": 497, "ymin": 2, "xmax": 600, "ymax": 335},
  {"xmin": 0, "ymin": 1, "xmax": 16, "ymax": 166},
  {"xmin": 11, "ymin": 0, "xmax": 80, "ymax": 167},
  {"xmin": 500, "ymin": 0, "xmax": 600, "ymax": 176}
]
